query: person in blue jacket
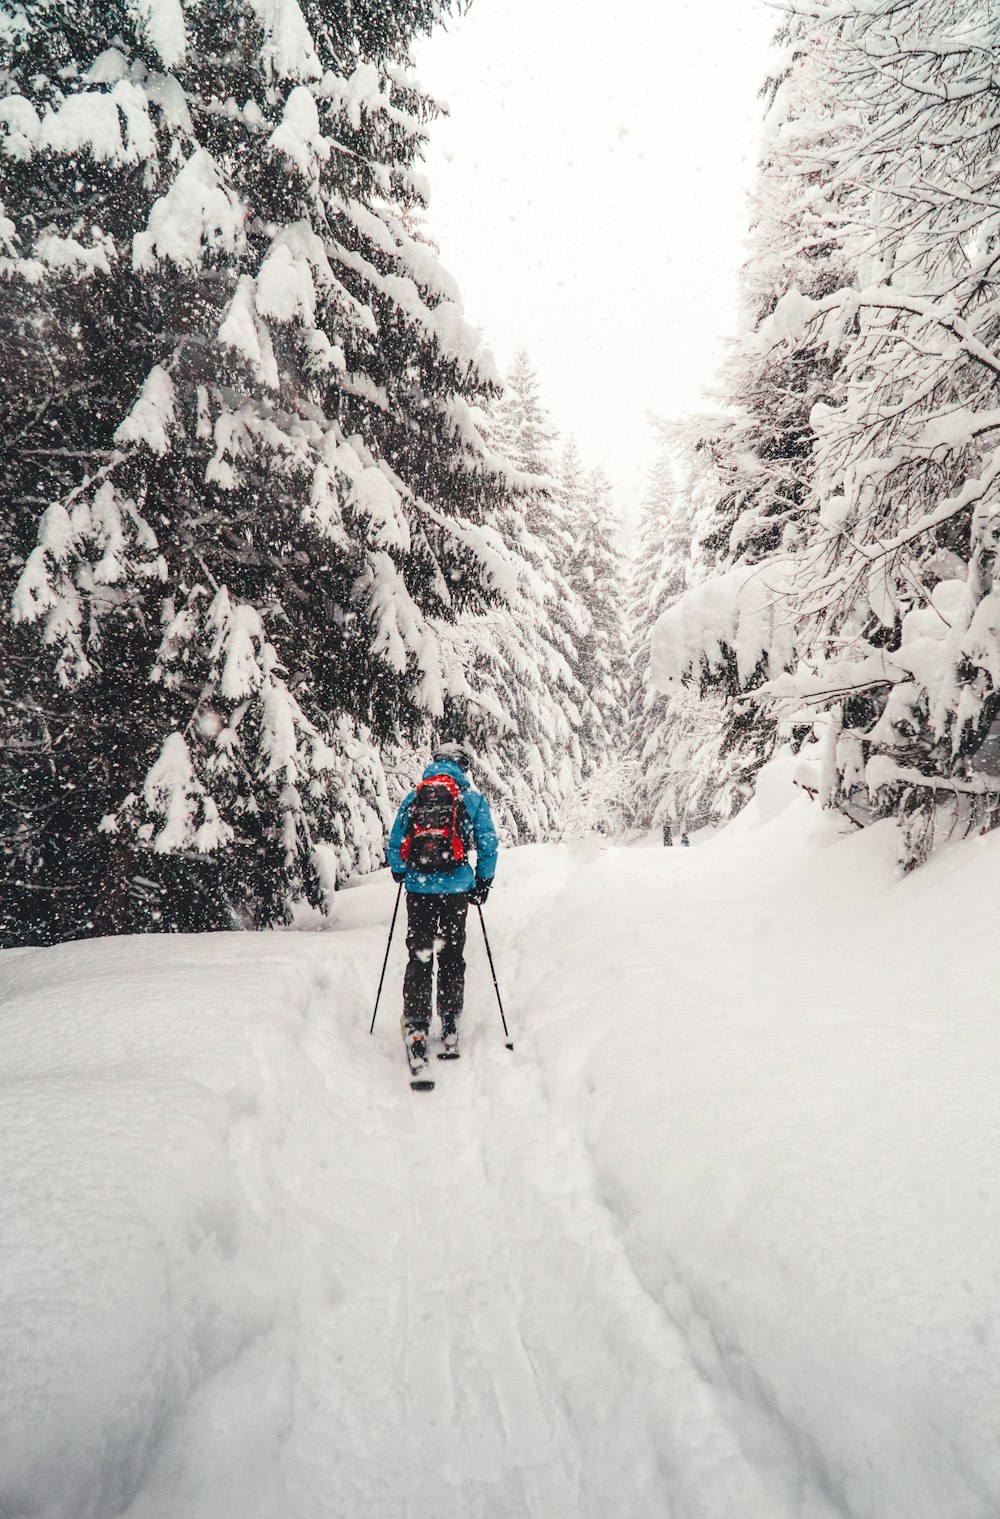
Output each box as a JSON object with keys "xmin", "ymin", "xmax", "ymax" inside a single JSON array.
[{"xmin": 387, "ymin": 742, "xmax": 498, "ymax": 1067}]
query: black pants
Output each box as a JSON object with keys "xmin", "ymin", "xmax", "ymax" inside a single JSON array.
[{"xmin": 403, "ymin": 892, "xmax": 468, "ymax": 1032}]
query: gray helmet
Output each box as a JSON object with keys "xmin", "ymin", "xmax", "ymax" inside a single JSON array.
[{"xmin": 431, "ymin": 741, "xmax": 473, "ymax": 773}]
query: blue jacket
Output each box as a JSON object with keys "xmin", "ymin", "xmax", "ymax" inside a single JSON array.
[{"xmin": 387, "ymin": 760, "xmax": 498, "ymax": 895}]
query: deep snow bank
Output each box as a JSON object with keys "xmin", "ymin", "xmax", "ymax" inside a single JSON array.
[
  {"xmin": 518, "ymin": 784, "xmax": 1000, "ymax": 1519},
  {"xmin": 2, "ymin": 784, "xmax": 1000, "ymax": 1519},
  {"xmin": 0, "ymin": 935, "xmax": 314, "ymax": 1517}
]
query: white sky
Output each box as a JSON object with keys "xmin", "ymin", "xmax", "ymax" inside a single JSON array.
[{"xmin": 413, "ymin": 0, "xmax": 777, "ymax": 516}]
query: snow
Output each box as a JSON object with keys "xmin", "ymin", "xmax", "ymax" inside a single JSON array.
[
  {"xmin": 254, "ymin": 223, "xmax": 332, "ymax": 325},
  {"xmin": 651, "ymin": 559, "xmax": 797, "ymax": 692},
  {"xmin": 34, "ymin": 230, "xmax": 115, "ymax": 278},
  {"xmin": 255, "ymin": 239, "xmax": 318, "ymax": 325},
  {"xmin": 212, "ymin": 596, "xmax": 267, "ymax": 701},
  {"xmin": 40, "ymin": 83, "xmax": 157, "ymax": 166},
  {"xmin": 141, "ymin": 731, "xmax": 234, "ymax": 853},
  {"xmin": 755, "ymin": 284, "xmax": 817, "ymax": 347},
  {"xmin": 267, "ymin": 85, "xmax": 329, "ymax": 181},
  {"xmin": 260, "ymin": 685, "xmax": 302, "ymax": 782},
  {"xmin": 303, "ymin": 462, "xmax": 349, "ymax": 546},
  {"xmin": 218, "ymin": 276, "xmax": 280, "ymax": 390},
  {"xmin": 127, "ymin": 0, "xmax": 188, "ymax": 70},
  {"xmin": 250, "ymin": 0, "xmax": 322, "ymax": 84},
  {"xmin": 4, "ymin": 786, "xmax": 1000, "ymax": 1516},
  {"xmin": 357, "ymin": 550, "xmax": 426, "ymax": 675},
  {"xmin": 0, "ymin": 199, "xmax": 15, "ymax": 255},
  {"xmin": 428, "ymin": 298, "xmax": 499, "ymax": 379},
  {"xmin": 0, "ymin": 95, "xmax": 41, "ymax": 160},
  {"xmin": 331, "ymin": 232, "xmax": 494, "ymax": 379},
  {"xmin": 88, "ymin": 481, "xmax": 128, "ymax": 583},
  {"xmin": 115, "ymin": 366, "xmax": 177, "ymax": 456},
  {"xmin": 144, "ymin": 71, "xmax": 194, "ymax": 137},
  {"xmin": 962, "ymin": 590, "xmax": 1000, "ymax": 686},
  {"xmin": 349, "ymin": 466, "xmax": 411, "ymax": 553},
  {"xmin": 347, "ymin": 201, "xmax": 461, "ymax": 303},
  {"xmin": 85, "ymin": 47, "xmax": 130, "ymax": 85},
  {"xmin": 324, "ymin": 62, "xmax": 389, "ymax": 130},
  {"xmin": 133, "ymin": 149, "xmax": 246, "ymax": 273}
]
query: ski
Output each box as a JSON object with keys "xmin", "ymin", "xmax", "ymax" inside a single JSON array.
[
  {"xmin": 408, "ymin": 1055, "xmax": 435, "ymax": 1089},
  {"xmin": 438, "ymin": 1020, "xmax": 460, "ymax": 1060},
  {"xmin": 406, "ymin": 1035, "xmax": 434, "ymax": 1091}
]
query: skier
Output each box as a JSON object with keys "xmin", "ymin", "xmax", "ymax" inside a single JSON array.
[{"xmin": 387, "ymin": 743, "xmax": 498, "ymax": 1076}]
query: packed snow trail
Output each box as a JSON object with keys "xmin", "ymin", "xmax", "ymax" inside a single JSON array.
[{"xmin": 3, "ymin": 764, "xmax": 1000, "ymax": 1518}]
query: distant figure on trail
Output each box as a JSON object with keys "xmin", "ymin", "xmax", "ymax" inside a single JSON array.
[
  {"xmin": 680, "ymin": 831, "xmax": 690, "ymax": 847},
  {"xmin": 662, "ymin": 822, "xmax": 673, "ymax": 847},
  {"xmin": 387, "ymin": 743, "xmax": 498, "ymax": 1077}
]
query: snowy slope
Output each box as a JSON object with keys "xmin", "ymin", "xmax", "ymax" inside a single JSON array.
[{"xmin": 3, "ymin": 764, "xmax": 1000, "ymax": 1519}]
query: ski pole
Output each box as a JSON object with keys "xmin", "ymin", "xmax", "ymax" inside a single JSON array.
[
  {"xmin": 477, "ymin": 905, "xmax": 513, "ymax": 1050},
  {"xmin": 369, "ymin": 882, "xmax": 403, "ymax": 1036}
]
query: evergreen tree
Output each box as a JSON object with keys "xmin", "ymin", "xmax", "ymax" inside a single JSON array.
[
  {"xmin": 651, "ymin": 14, "xmax": 855, "ymax": 825},
  {"xmin": 624, "ymin": 448, "xmax": 689, "ymax": 828},
  {"xmin": 655, "ymin": 1, "xmax": 1000, "ymax": 866},
  {"xmin": 699, "ymin": 18, "xmax": 854, "ymax": 568},
  {"xmin": 497, "ymin": 366, "xmax": 592, "ymax": 793},
  {"xmin": 561, "ymin": 460, "xmax": 628, "ymax": 827},
  {"xmin": 0, "ymin": 0, "xmax": 517, "ymax": 943},
  {"xmin": 777, "ymin": 0, "xmax": 1000, "ymax": 862},
  {"xmin": 492, "ymin": 353, "xmax": 557, "ymax": 491},
  {"xmin": 626, "ymin": 443, "xmax": 744, "ymax": 834},
  {"xmin": 439, "ymin": 354, "xmax": 588, "ymax": 839}
]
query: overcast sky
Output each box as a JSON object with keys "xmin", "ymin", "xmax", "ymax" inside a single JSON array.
[{"xmin": 413, "ymin": 0, "xmax": 776, "ymax": 515}]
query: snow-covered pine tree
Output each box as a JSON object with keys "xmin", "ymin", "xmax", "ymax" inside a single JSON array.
[
  {"xmin": 700, "ymin": 19, "xmax": 854, "ymax": 570},
  {"xmin": 662, "ymin": 416, "xmax": 799, "ymax": 821},
  {"xmin": 562, "ymin": 459, "xmax": 629, "ymax": 829},
  {"xmin": 623, "ymin": 440, "xmax": 740, "ymax": 834},
  {"xmin": 766, "ymin": 0, "xmax": 1000, "ymax": 863},
  {"xmin": 0, "ymin": 0, "xmax": 519, "ymax": 944},
  {"xmin": 496, "ymin": 368, "xmax": 592, "ymax": 776},
  {"xmin": 435, "ymin": 353, "xmax": 588, "ymax": 839},
  {"xmin": 651, "ymin": 14, "xmax": 856, "ymax": 823},
  {"xmin": 624, "ymin": 447, "xmax": 689, "ymax": 829},
  {"xmin": 492, "ymin": 353, "xmax": 557, "ymax": 496},
  {"xmin": 656, "ymin": 0, "xmax": 1000, "ymax": 867}
]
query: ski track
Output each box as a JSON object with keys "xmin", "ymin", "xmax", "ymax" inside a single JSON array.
[
  {"xmin": 208, "ymin": 846, "xmax": 847, "ymax": 1519},
  {"xmin": 106, "ymin": 850, "xmax": 826, "ymax": 1519},
  {"xmin": 8, "ymin": 816, "xmax": 1000, "ymax": 1517}
]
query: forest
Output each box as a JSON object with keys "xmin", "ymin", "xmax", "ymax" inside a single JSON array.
[
  {"xmin": 4, "ymin": 0, "xmax": 1000, "ymax": 941},
  {"xmin": 5, "ymin": 6, "xmax": 1000, "ymax": 1519}
]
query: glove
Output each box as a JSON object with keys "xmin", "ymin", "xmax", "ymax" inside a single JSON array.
[
  {"xmin": 467, "ymin": 878, "xmax": 491, "ymax": 907},
  {"xmin": 391, "ymin": 869, "xmax": 406, "ymax": 884}
]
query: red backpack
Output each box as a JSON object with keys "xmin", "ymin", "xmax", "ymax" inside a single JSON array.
[{"xmin": 401, "ymin": 773, "xmax": 468, "ymax": 874}]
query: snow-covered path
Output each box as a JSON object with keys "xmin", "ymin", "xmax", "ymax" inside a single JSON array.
[{"xmin": 4, "ymin": 774, "xmax": 1000, "ymax": 1519}]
